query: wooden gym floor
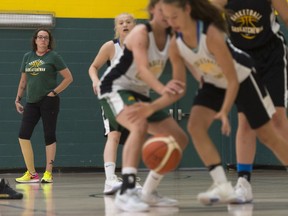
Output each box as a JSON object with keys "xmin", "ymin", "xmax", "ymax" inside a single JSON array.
[{"xmin": 0, "ymin": 170, "xmax": 287, "ymax": 215}]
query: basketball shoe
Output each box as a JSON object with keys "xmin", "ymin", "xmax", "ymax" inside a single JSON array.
[
  {"xmin": 15, "ymin": 171, "xmax": 39, "ymax": 183},
  {"xmin": 140, "ymin": 190, "xmax": 179, "ymax": 207},
  {"xmin": 0, "ymin": 179, "xmax": 23, "ymax": 199},
  {"xmin": 197, "ymin": 181, "xmax": 238, "ymax": 205},
  {"xmin": 231, "ymin": 177, "xmax": 253, "ymax": 204},
  {"xmin": 104, "ymin": 175, "xmax": 122, "ymax": 195},
  {"xmin": 135, "ymin": 176, "xmax": 143, "ymax": 190},
  {"xmin": 115, "ymin": 188, "xmax": 149, "ymax": 212},
  {"xmin": 118, "ymin": 176, "xmax": 142, "ymax": 189},
  {"xmin": 41, "ymin": 171, "xmax": 53, "ymax": 183}
]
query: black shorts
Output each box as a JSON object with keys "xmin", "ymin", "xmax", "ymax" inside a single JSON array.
[
  {"xmin": 247, "ymin": 34, "xmax": 288, "ymax": 107},
  {"xmin": 193, "ymin": 72, "xmax": 275, "ymax": 129}
]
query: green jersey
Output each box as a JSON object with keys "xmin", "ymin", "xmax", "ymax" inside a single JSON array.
[{"xmin": 20, "ymin": 50, "xmax": 67, "ymax": 103}]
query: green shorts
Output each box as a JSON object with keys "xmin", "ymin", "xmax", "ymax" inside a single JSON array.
[{"xmin": 99, "ymin": 90, "xmax": 169, "ymax": 131}]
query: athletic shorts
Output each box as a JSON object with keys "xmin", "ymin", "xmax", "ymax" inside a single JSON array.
[
  {"xmin": 101, "ymin": 106, "xmax": 129, "ymax": 145},
  {"xmin": 246, "ymin": 34, "xmax": 288, "ymax": 107},
  {"xmin": 193, "ymin": 71, "xmax": 275, "ymax": 129},
  {"xmin": 99, "ymin": 90, "xmax": 169, "ymax": 132}
]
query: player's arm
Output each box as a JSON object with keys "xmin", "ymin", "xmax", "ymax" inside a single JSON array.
[
  {"xmin": 15, "ymin": 72, "xmax": 27, "ymax": 114},
  {"xmin": 206, "ymin": 24, "xmax": 239, "ymax": 135},
  {"xmin": 125, "ymin": 34, "xmax": 185, "ymax": 120},
  {"xmin": 148, "ymin": 36, "xmax": 186, "ymax": 113},
  {"xmin": 272, "ymin": 0, "xmax": 288, "ymax": 26},
  {"xmin": 129, "ymin": 25, "xmax": 167, "ymax": 95},
  {"xmin": 169, "ymin": 36, "xmax": 186, "ymax": 88},
  {"xmin": 185, "ymin": 61, "xmax": 203, "ymax": 83},
  {"xmin": 88, "ymin": 41, "xmax": 114, "ymax": 95},
  {"xmin": 51, "ymin": 68, "xmax": 73, "ymax": 96}
]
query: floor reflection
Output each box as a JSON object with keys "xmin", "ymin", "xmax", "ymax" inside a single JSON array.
[
  {"xmin": 16, "ymin": 183, "xmax": 55, "ymax": 216},
  {"xmin": 227, "ymin": 204, "xmax": 253, "ymax": 216},
  {"xmin": 104, "ymin": 194, "xmax": 180, "ymax": 216}
]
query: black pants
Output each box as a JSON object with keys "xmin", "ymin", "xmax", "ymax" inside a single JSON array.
[{"xmin": 18, "ymin": 96, "xmax": 60, "ymax": 145}]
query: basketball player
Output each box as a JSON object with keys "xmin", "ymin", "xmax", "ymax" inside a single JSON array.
[
  {"xmin": 88, "ymin": 13, "xmax": 138, "ymax": 195},
  {"xmin": 161, "ymin": 0, "xmax": 288, "ymax": 205},
  {"xmin": 97, "ymin": 0, "xmax": 188, "ymax": 212},
  {"xmin": 211, "ymin": 0, "xmax": 288, "ymax": 204}
]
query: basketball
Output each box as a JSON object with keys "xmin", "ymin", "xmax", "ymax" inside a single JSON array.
[{"xmin": 142, "ymin": 135, "xmax": 182, "ymax": 174}]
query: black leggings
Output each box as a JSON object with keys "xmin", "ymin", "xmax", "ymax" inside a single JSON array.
[{"xmin": 18, "ymin": 96, "xmax": 60, "ymax": 145}]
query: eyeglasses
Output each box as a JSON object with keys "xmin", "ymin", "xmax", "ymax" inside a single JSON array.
[{"xmin": 37, "ymin": 35, "xmax": 49, "ymax": 40}]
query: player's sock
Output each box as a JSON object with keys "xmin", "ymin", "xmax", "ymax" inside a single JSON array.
[
  {"xmin": 237, "ymin": 163, "xmax": 252, "ymax": 182},
  {"xmin": 142, "ymin": 170, "xmax": 163, "ymax": 195}
]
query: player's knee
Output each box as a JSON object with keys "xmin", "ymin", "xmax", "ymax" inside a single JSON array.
[
  {"xmin": 176, "ymin": 132, "xmax": 189, "ymax": 150},
  {"xmin": 271, "ymin": 112, "xmax": 286, "ymax": 130},
  {"xmin": 257, "ymin": 132, "xmax": 277, "ymax": 149},
  {"xmin": 187, "ymin": 120, "xmax": 200, "ymax": 137},
  {"xmin": 130, "ymin": 121, "xmax": 148, "ymax": 135}
]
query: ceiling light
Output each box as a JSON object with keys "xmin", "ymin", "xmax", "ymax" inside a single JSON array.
[{"xmin": 0, "ymin": 11, "xmax": 55, "ymax": 29}]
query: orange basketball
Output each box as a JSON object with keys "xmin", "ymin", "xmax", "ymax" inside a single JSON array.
[{"xmin": 142, "ymin": 135, "xmax": 182, "ymax": 174}]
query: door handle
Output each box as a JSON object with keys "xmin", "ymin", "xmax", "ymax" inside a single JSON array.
[
  {"xmin": 177, "ymin": 109, "xmax": 190, "ymax": 121},
  {"xmin": 169, "ymin": 109, "xmax": 174, "ymax": 117}
]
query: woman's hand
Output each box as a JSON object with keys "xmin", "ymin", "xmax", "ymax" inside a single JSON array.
[
  {"xmin": 92, "ymin": 81, "xmax": 99, "ymax": 95},
  {"xmin": 214, "ymin": 111, "xmax": 231, "ymax": 136},
  {"xmin": 161, "ymin": 79, "xmax": 185, "ymax": 95},
  {"xmin": 15, "ymin": 101, "xmax": 24, "ymax": 114},
  {"xmin": 47, "ymin": 91, "xmax": 57, "ymax": 97},
  {"xmin": 126, "ymin": 102, "xmax": 154, "ymax": 123}
]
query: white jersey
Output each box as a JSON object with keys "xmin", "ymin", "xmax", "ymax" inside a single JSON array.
[
  {"xmin": 176, "ymin": 20, "xmax": 253, "ymax": 89},
  {"xmin": 99, "ymin": 23, "xmax": 170, "ymax": 98}
]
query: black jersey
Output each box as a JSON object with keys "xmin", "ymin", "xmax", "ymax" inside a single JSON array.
[{"xmin": 226, "ymin": 0, "xmax": 280, "ymax": 50}]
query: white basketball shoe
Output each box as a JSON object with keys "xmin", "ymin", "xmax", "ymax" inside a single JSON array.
[
  {"xmin": 231, "ymin": 177, "xmax": 253, "ymax": 204},
  {"xmin": 197, "ymin": 181, "xmax": 238, "ymax": 205}
]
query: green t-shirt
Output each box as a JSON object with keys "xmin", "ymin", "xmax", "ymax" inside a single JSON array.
[{"xmin": 20, "ymin": 50, "xmax": 67, "ymax": 103}]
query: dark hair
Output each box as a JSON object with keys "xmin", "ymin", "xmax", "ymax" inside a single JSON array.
[
  {"xmin": 32, "ymin": 28, "xmax": 55, "ymax": 51},
  {"xmin": 162, "ymin": 0, "xmax": 227, "ymax": 33},
  {"xmin": 147, "ymin": 0, "xmax": 162, "ymax": 20}
]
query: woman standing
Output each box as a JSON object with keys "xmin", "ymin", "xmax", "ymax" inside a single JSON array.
[
  {"xmin": 15, "ymin": 28, "xmax": 73, "ymax": 184},
  {"xmin": 161, "ymin": 0, "xmax": 288, "ymax": 205},
  {"xmin": 88, "ymin": 13, "xmax": 138, "ymax": 195}
]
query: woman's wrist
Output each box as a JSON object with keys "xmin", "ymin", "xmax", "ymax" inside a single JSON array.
[
  {"xmin": 51, "ymin": 90, "xmax": 58, "ymax": 96},
  {"xmin": 15, "ymin": 96, "xmax": 22, "ymax": 103}
]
